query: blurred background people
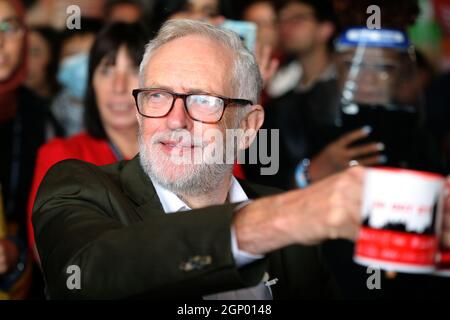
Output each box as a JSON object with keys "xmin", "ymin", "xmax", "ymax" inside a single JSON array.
[
  {"xmin": 240, "ymin": 0, "xmax": 280, "ymax": 92},
  {"xmin": 51, "ymin": 17, "xmax": 102, "ymax": 137},
  {"xmin": 332, "ymin": 28, "xmax": 441, "ymax": 173},
  {"xmin": 24, "ymin": 26, "xmax": 61, "ymax": 104},
  {"xmin": 58, "ymin": 18, "xmax": 101, "ymax": 59},
  {"xmin": 0, "ymin": 0, "xmax": 61, "ymax": 299},
  {"xmin": 424, "ymin": 0, "xmax": 450, "ymax": 172},
  {"xmin": 246, "ymin": 0, "xmax": 448, "ymax": 299},
  {"xmin": 150, "ymin": 0, "xmax": 228, "ymax": 32},
  {"xmin": 264, "ymin": 0, "xmax": 338, "ymax": 99},
  {"xmin": 425, "ymin": 70, "xmax": 450, "ymax": 170},
  {"xmin": 277, "ymin": 0, "xmax": 337, "ymax": 93},
  {"xmin": 166, "ymin": 0, "xmax": 223, "ymax": 21},
  {"xmin": 102, "ymin": 0, "xmax": 159, "ymax": 27},
  {"xmin": 395, "ymin": 49, "xmax": 435, "ymax": 109},
  {"xmin": 244, "ymin": 0, "xmax": 348, "ymax": 188},
  {"xmin": 25, "ymin": 0, "xmax": 105, "ymax": 29},
  {"xmin": 241, "ymin": 0, "xmax": 279, "ymax": 52},
  {"xmin": 246, "ymin": 0, "xmax": 444, "ymax": 189},
  {"xmin": 104, "ymin": 0, "xmax": 144, "ymax": 24},
  {"xmin": 323, "ymin": 26, "xmax": 449, "ymax": 297},
  {"xmin": 27, "ymin": 22, "xmax": 150, "ymax": 267}
]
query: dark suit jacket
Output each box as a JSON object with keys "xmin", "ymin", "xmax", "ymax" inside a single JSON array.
[{"xmin": 32, "ymin": 156, "xmax": 340, "ymax": 299}]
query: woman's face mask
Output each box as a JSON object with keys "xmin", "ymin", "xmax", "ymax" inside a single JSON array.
[{"xmin": 57, "ymin": 52, "xmax": 89, "ymax": 100}]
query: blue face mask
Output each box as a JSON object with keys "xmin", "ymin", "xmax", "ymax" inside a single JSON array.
[{"xmin": 57, "ymin": 53, "xmax": 89, "ymax": 100}]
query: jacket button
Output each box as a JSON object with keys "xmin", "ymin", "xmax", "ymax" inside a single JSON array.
[{"xmin": 179, "ymin": 255, "xmax": 212, "ymax": 271}]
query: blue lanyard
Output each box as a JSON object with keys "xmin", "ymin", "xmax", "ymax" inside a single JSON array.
[{"xmin": 108, "ymin": 140, "xmax": 124, "ymax": 161}]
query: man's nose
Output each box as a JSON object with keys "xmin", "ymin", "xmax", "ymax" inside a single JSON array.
[{"xmin": 166, "ymin": 97, "xmax": 191, "ymax": 130}]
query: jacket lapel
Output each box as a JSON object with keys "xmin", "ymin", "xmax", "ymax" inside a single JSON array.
[
  {"xmin": 119, "ymin": 155, "xmax": 165, "ymax": 219},
  {"xmin": 120, "ymin": 157, "xmax": 288, "ymax": 298}
]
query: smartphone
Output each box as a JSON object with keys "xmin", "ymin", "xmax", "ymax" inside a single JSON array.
[
  {"xmin": 339, "ymin": 102, "xmax": 419, "ymax": 168},
  {"xmin": 220, "ymin": 20, "xmax": 257, "ymax": 52}
]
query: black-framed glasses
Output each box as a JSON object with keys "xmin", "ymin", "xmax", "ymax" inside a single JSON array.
[{"xmin": 132, "ymin": 88, "xmax": 252, "ymax": 124}]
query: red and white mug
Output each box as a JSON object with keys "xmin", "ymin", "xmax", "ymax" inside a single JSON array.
[{"xmin": 354, "ymin": 167, "xmax": 449, "ymax": 274}]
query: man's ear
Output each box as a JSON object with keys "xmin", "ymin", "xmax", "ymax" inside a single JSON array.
[{"xmin": 238, "ymin": 104, "xmax": 264, "ymax": 150}]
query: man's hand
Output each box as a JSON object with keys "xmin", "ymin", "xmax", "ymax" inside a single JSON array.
[
  {"xmin": 0, "ymin": 239, "xmax": 19, "ymax": 274},
  {"xmin": 309, "ymin": 127, "xmax": 385, "ymax": 182},
  {"xmin": 443, "ymin": 177, "xmax": 450, "ymax": 248},
  {"xmin": 234, "ymin": 166, "xmax": 365, "ymax": 255}
]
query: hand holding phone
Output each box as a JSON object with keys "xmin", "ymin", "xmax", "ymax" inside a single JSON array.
[{"xmin": 309, "ymin": 126, "xmax": 386, "ymax": 182}]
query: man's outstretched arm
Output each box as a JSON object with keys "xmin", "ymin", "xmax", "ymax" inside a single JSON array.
[{"xmin": 33, "ymin": 160, "xmax": 267, "ymax": 299}]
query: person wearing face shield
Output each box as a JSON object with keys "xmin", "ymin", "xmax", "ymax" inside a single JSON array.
[
  {"xmin": 332, "ymin": 28, "xmax": 443, "ymax": 172},
  {"xmin": 252, "ymin": 26, "xmax": 443, "ymax": 192},
  {"xmin": 323, "ymin": 27, "xmax": 448, "ymax": 299},
  {"xmin": 307, "ymin": 28, "xmax": 433, "ymax": 186}
]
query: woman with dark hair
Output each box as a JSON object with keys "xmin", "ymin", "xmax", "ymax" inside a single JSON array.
[
  {"xmin": 27, "ymin": 22, "xmax": 150, "ymax": 257},
  {"xmin": 24, "ymin": 26, "xmax": 61, "ymax": 101}
]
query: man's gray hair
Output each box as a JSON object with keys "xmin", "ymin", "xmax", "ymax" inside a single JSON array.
[{"xmin": 139, "ymin": 19, "xmax": 263, "ymax": 105}]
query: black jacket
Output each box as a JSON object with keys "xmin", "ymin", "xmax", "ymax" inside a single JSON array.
[{"xmin": 33, "ymin": 156, "xmax": 340, "ymax": 299}]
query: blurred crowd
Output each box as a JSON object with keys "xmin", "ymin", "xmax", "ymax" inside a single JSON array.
[{"xmin": 1, "ymin": 0, "xmax": 450, "ymax": 299}]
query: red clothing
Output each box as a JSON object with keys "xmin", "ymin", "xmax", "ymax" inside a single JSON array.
[
  {"xmin": 27, "ymin": 133, "xmax": 120, "ymax": 250},
  {"xmin": 27, "ymin": 132, "xmax": 245, "ymax": 251}
]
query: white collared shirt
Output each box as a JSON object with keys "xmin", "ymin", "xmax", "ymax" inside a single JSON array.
[
  {"xmin": 151, "ymin": 176, "xmax": 272, "ymax": 300},
  {"xmin": 151, "ymin": 176, "xmax": 263, "ymax": 267}
]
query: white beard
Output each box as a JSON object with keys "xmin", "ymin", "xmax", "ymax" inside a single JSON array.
[{"xmin": 138, "ymin": 128, "xmax": 234, "ymax": 197}]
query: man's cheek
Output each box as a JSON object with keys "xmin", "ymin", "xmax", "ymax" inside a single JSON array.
[{"xmin": 140, "ymin": 123, "xmax": 156, "ymax": 140}]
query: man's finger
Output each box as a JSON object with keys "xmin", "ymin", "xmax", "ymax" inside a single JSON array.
[{"xmin": 344, "ymin": 186, "xmax": 364, "ymax": 225}]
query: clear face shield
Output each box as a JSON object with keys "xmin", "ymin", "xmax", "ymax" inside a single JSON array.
[
  {"xmin": 334, "ymin": 28, "xmax": 422, "ymax": 168},
  {"xmin": 335, "ymin": 28, "xmax": 417, "ymax": 112}
]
